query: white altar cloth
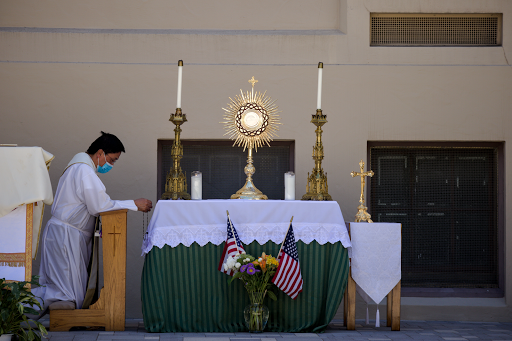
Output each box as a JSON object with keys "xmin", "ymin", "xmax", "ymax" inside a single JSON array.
[
  {"xmin": 142, "ymin": 200, "xmax": 351, "ymax": 254},
  {"xmin": 350, "ymin": 222, "xmax": 401, "ymax": 305}
]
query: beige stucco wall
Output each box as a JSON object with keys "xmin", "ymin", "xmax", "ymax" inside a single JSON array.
[{"xmin": 1, "ymin": 0, "xmax": 511, "ymax": 320}]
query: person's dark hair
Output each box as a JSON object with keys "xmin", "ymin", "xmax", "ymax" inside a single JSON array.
[{"xmin": 86, "ymin": 131, "xmax": 126, "ymax": 155}]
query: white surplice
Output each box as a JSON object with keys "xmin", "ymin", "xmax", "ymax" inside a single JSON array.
[{"xmin": 32, "ymin": 152, "xmax": 137, "ymax": 311}]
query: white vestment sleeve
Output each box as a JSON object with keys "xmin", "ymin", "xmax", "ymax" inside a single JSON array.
[{"xmin": 81, "ymin": 172, "xmax": 137, "ymax": 215}]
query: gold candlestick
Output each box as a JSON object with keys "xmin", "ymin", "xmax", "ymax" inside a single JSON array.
[
  {"xmin": 161, "ymin": 108, "xmax": 191, "ymax": 200},
  {"xmin": 302, "ymin": 109, "xmax": 332, "ymax": 201},
  {"xmin": 350, "ymin": 159, "xmax": 374, "ymax": 222}
]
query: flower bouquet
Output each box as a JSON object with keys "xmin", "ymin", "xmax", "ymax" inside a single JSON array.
[{"xmin": 223, "ymin": 252, "xmax": 279, "ymax": 332}]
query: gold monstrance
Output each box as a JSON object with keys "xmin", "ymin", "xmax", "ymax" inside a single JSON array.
[
  {"xmin": 302, "ymin": 63, "xmax": 332, "ymax": 201},
  {"xmin": 351, "ymin": 160, "xmax": 374, "ymax": 222},
  {"xmin": 162, "ymin": 60, "xmax": 190, "ymax": 200},
  {"xmin": 222, "ymin": 77, "xmax": 280, "ymax": 200}
]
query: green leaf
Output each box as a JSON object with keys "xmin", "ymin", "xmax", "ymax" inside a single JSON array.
[
  {"xmin": 267, "ymin": 290, "xmax": 277, "ymax": 301},
  {"xmin": 17, "ymin": 302, "xmax": 24, "ymax": 314},
  {"xmin": 1, "ymin": 309, "xmax": 10, "ymax": 321},
  {"xmin": 36, "ymin": 321, "xmax": 48, "ymax": 336},
  {"xmin": 11, "ymin": 285, "xmax": 21, "ymax": 300},
  {"xmin": 229, "ymin": 272, "xmax": 243, "ymax": 284},
  {"xmin": 24, "ymin": 307, "xmax": 39, "ymax": 315},
  {"xmin": 0, "ymin": 275, "xmax": 47, "ymax": 340}
]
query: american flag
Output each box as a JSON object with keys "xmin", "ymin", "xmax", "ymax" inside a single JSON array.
[
  {"xmin": 218, "ymin": 217, "xmax": 245, "ymax": 276},
  {"xmin": 272, "ymin": 223, "xmax": 303, "ymax": 299}
]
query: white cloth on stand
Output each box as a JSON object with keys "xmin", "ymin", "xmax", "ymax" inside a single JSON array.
[
  {"xmin": 142, "ymin": 200, "xmax": 351, "ymax": 254},
  {"xmin": 0, "ymin": 147, "xmax": 54, "ymax": 218},
  {"xmin": 350, "ymin": 222, "xmax": 401, "ymax": 327},
  {"xmin": 32, "ymin": 152, "xmax": 137, "ymax": 310},
  {"xmin": 0, "ymin": 205, "xmax": 27, "ymax": 281},
  {"xmin": 0, "ymin": 146, "xmax": 54, "ymax": 258}
]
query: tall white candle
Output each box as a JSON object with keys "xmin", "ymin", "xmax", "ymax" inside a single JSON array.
[
  {"xmin": 177, "ymin": 60, "xmax": 183, "ymax": 108},
  {"xmin": 191, "ymin": 171, "xmax": 202, "ymax": 200},
  {"xmin": 284, "ymin": 171, "xmax": 295, "ymax": 200},
  {"xmin": 317, "ymin": 62, "xmax": 323, "ymax": 110}
]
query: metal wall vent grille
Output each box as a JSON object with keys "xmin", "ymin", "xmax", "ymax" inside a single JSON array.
[{"xmin": 371, "ymin": 13, "xmax": 502, "ymax": 46}]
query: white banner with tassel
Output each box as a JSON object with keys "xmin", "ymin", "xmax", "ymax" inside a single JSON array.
[{"xmin": 350, "ymin": 222, "xmax": 401, "ymax": 327}]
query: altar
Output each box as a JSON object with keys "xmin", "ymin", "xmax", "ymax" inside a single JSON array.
[{"xmin": 141, "ymin": 200, "xmax": 351, "ymax": 333}]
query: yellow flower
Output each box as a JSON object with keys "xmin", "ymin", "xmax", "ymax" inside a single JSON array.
[{"xmin": 266, "ymin": 256, "xmax": 279, "ymax": 267}]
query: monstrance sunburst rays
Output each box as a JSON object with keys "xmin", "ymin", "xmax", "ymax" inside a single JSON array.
[
  {"xmin": 222, "ymin": 77, "xmax": 281, "ymax": 199},
  {"xmin": 222, "ymin": 79, "xmax": 280, "ymax": 151}
]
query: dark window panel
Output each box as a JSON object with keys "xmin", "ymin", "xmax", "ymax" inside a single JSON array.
[
  {"xmin": 370, "ymin": 146, "xmax": 498, "ymax": 289},
  {"xmin": 159, "ymin": 141, "xmax": 293, "ymax": 200}
]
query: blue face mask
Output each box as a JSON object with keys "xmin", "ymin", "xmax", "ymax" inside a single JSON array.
[{"xmin": 97, "ymin": 153, "xmax": 113, "ymax": 174}]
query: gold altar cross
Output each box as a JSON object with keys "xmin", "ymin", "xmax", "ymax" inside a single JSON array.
[
  {"xmin": 350, "ymin": 160, "xmax": 374, "ymax": 223},
  {"xmin": 248, "ymin": 76, "xmax": 258, "ymax": 88},
  {"xmin": 108, "ymin": 229, "xmax": 122, "ymax": 256}
]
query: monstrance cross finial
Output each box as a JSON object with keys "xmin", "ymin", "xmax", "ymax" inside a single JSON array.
[{"xmin": 248, "ymin": 76, "xmax": 258, "ymax": 88}]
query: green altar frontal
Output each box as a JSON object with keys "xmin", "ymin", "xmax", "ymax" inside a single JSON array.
[{"xmin": 141, "ymin": 240, "xmax": 349, "ymax": 333}]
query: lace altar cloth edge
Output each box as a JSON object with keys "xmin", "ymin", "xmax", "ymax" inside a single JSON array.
[
  {"xmin": 142, "ymin": 222, "xmax": 351, "ymax": 253},
  {"xmin": 141, "ymin": 200, "xmax": 351, "ymax": 254}
]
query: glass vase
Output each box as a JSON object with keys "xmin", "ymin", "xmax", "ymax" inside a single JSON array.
[{"xmin": 243, "ymin": 303, "xmax": 269, "ymax": 333}]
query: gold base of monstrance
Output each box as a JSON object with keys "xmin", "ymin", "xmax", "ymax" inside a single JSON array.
[
  {"xmin": 230, "ymin": 147, "xmax": 267, "ymax": 200},
  {"xmin": 223, "ymin": 77, "xmax": 280, "ymax": 200}
]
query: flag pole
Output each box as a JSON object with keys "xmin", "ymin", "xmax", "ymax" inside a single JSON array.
[
  {"xmin": 277, "ymin": 216, "xmax": 294, "ymax": 260},
  {"xmin": 226, "ymin": 210, "xmax": 241, "ymax": 254}
]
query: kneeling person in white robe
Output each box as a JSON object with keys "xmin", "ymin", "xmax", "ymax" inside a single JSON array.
[{"xmin": 33, "ymin": 131, "xmax": 152, "ymax": 314}]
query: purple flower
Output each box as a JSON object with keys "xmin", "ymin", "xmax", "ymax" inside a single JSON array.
[
  {"xmin": 240, "ymin": 264, "xmax": 248, "ymax": 273},
  {"xmin": 246, "ymin": 263, "xmax": 261, "ymax": 275}
]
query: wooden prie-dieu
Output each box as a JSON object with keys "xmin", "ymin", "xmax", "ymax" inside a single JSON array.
[{"xmin": 49, "ymin": 209, "xmax": 128, "ymax": 331}]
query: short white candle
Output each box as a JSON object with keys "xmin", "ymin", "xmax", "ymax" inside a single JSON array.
[
  {"xmin": 317, "ymin": 62, "xmax": 323, "ymax": 110},
  {"xmin": 177, "ymin": 60, "xmax": 183, "ymax": 109},
  {"xmin": 284, "ymin": 171, "xmax": 295, "ymax": 200},
  {"xmin": 191, "ymin": 171, "xmax": 202, "ymax": 200}
]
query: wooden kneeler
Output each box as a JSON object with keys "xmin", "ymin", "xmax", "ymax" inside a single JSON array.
[{"xmin": 50, "ymin": 209, "xmax": 128, "ymax": 331}]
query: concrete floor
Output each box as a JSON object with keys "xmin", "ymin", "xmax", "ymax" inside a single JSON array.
[{"xmin": 34, "ymin": 319, "xmax": 512, "ymax": 341}]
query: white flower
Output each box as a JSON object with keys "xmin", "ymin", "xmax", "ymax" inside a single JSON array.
[
  {"xmin": 226, "ymin": 257, "xmax": 236, "ymax": 269},
  {"xmin": 241, "ymin": 251, "xmax": 246, "ymax": 254},
  {"xmin": 243, "ymin": 258, "xmax": 250, "ymax": 263},
  {"xmin": 223, "ymin": 263, "xmax": 228, "ymax": 271},
  {"xmin": 258, "ymin": 258, "xmax": 263, "ymax": 262},
  {"xmin": 235, "ymin": 263, "xmax": 241, "ymax": 269}
]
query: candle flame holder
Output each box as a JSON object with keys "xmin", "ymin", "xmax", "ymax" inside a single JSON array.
[
  {"xmin": 302, "ymin": 109, "xmax": 332, "ymax": 201},
  {"xmin": 161, "ymin": 108, "xmax": 191, "ymax": 200}
]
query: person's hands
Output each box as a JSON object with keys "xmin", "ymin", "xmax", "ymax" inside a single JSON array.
[{"xmin": 134, "ymin": 198, "xmax": 153, "ymax": 212}]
